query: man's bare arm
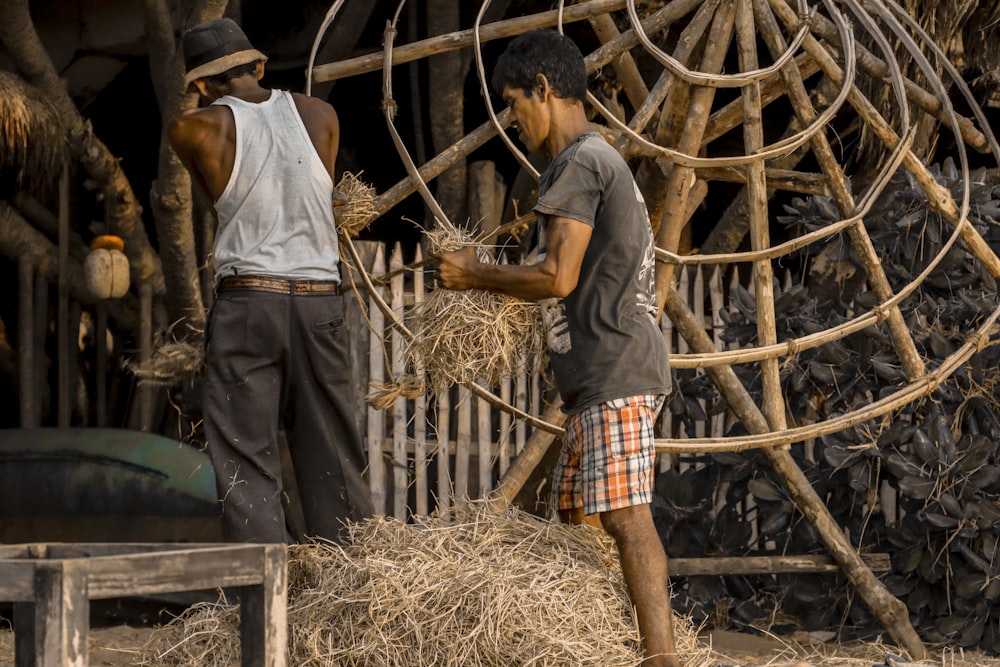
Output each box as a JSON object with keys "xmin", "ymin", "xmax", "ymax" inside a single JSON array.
[{"xmin": 436, "ymin": 216, "xmax": 592, "ymax": 301}]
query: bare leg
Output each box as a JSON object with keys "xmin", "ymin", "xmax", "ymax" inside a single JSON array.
[{"xmin": 601, "ymin": 504, "xmax": 679, "ymax": 667}]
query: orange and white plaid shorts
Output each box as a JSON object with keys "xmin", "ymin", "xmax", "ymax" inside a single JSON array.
[{"xmin": 552, "ymin": 394, "xmax": 660, "ymax": 516}]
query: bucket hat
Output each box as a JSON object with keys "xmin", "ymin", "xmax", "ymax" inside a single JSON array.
[{"xmin": 182, "ymin": 18, "xmax": 267, "ymax": 87}]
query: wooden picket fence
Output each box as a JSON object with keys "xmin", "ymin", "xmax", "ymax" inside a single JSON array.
[{"xmin": 347, "ymin": 241, "xmax": 774, "ymax": 522}]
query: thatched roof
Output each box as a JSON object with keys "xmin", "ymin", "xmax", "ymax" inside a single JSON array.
[{"xmin": 0, "ymin": 70, "xmax": 66, "ymax": 195}]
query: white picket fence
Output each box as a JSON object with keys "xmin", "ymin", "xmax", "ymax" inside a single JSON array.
[{"xmin": 346, "ymin": 241, "xmax": 769, "ymax": 522}]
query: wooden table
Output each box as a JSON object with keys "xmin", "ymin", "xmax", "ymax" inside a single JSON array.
[{"xmin": 0, "ymin": 543, "xmax": 287, "ymax": 667}]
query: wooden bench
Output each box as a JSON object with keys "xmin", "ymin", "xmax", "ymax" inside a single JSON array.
[{"xmin": 0, "ymin": 543, "xmax": 287, "ymax": 667}]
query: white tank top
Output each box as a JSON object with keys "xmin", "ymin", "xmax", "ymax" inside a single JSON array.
[{"xmin": 211, "ymin": 89, "xmax": 340, "ymax": 282}]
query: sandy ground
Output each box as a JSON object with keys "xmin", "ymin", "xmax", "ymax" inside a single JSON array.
[{"xmin": 4, "ymin": 624, "xmax": 1000, "ymax": 666}]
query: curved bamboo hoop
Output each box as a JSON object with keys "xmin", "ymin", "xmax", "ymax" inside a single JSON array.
[{"xmin": 624, "ymin": 0, "xmax": 813, "ymax": 87}]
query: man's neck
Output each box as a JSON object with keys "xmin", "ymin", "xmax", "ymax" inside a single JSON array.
[
  {"xmin": 545, "ymin": 103, "xmax": 591, "ymax": 157},
  {"xmin": 222, "ymin": 77, "xmax": 271, "ymax": 104}
]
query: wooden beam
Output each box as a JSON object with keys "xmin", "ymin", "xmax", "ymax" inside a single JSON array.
[
  {"xmin": 313, "ymin": 0, "xmax": 627, "ymax": 82},
  {"xmin": 669, "ymin": 552, "xmax": 892, "ymax": 577}
]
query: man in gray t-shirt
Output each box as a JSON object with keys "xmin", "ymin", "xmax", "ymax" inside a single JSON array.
[{"xmin": 436, "ymin": 29, "xmax": 679, "ymax": 667}]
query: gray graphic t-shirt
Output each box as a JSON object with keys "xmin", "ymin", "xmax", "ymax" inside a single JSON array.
[{"xmin": 535, "ymin": 132, "xmax": 671, "ymax": 412}]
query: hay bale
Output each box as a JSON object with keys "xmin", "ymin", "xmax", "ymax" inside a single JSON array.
[
  {"xmin": 406, "ymin": 219, "xmax": 544, "ymax": 395},
  {"xmin": 137, "ymin": 501, "xmax": 705, "ymax": 666}
]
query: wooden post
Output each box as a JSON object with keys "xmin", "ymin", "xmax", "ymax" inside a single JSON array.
[
  {"xmin": 237, "ymin": 544, "xmax": 288, "ymax": 667},
  {"xmin": 95, "ymin": 302, "xmax": 108, "ymax": 427},
  {"xmin": 57, "ymin": 161, "xmax": 69, "ymax": 428},
  {"xmin": 413, "ymin": 246, "xmax": 428, "ymax": 517},
  {"xmin": 367, "ymin": 244, "xmax": 387, "ymax": 515},
  {"xmin": 391, "ymin": 243, "xmax": 408, "ymax": 520},
  {"xmin": 16, "ymin": 559, "xmax": 90, "ymax": 667},
  {"xmin": 33, "ymin": 272, "xmax": 47, "ymax": 424},
  {"xmin": 137, "ymin": 282, "xmax": 154, "ymax": 432},
  {"xmin": 489, "ymin": 400, "xmax": 566, "ymax": 510},
  {"xmin": 18, "ymin": 260, "xmax": 35, "ymax": 428},
  {"xmin": 736, "ymin": 0, "xmax": 785, "ymax": 432}
]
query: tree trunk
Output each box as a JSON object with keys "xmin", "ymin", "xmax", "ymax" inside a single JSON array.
[{"xmin": 141, "ymin": 0, "xmax": 222, "ymax": 338}]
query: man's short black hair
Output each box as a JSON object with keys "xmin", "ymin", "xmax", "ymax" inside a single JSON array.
[{"xmin": 491, "ymin": 30, "xmax": 587, "ymax": 102}]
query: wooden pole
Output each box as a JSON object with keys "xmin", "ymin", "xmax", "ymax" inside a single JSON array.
[
  {"xmin": 736, "ymin": 0, "xmax": 785, "ymax": 431},
  {"xmin": 489, "ymin": 399, "xmax": 566, "ymax": 510},
  {"xmin": 137, "ymin": 282, "xmax": 153, "ymax": 432},
  {"xmin": 313, "ymin": 0, "xmax": 628, "ymax": 82},
  {"xmin": 18, "ymin": 260, "xmax": 35, "ymax": 427},
  {"xmin": 57, "ymin": 160, "xmax": 69, "ymax": 427},
  {"xmin": 95, "ymin": 302, "xmax": 108, "ymax": 427},
  {"xmin": 33, "ymin": 271, "xmax": 47, "ymax": 425}
]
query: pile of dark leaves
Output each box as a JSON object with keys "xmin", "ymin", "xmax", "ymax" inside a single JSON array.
[{"xmin": 653, "ymin": 160, "xmax": 1000, "ymax": 653}]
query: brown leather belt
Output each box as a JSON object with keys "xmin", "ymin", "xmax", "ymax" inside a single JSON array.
[{"xmin": 217, "ymin": 275, "xmax": 341, "ymax": 295}]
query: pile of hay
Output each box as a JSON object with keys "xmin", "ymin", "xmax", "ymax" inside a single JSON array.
[
  {"xmin": 406, "ymin": 219, "xmax": 544, "ymax": 395},
  {"xmin": 137, "ymin": 501, "xmax": 705, "ymax": 666}
]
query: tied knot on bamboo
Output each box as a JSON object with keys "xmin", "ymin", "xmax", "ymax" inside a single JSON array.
[{"xmin": 366, "ymin": 375, "xmax": 427, "ymax": 410}]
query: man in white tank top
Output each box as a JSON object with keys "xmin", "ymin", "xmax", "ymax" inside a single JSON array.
[{"xmin": 168, "ymin": 18, "xmax": 373, "ymax": 544}]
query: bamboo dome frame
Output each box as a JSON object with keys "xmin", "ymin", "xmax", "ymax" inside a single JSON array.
[{"xmin": 309, "ymin": 0, "xmax": 1000, "ymax": 658}]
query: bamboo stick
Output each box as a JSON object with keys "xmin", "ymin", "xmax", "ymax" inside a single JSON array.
[
  {"xmin": 413, "ymin": 246, "xmax": 428, "ymax": 517},
  {"xmin": 779, "ymin": 0, "xmax": 989, "ymax": 152},
  {"xmin": 436, "ymin": 387, "xmax": 452, "ymax": 512},
  {"xmin": 499, "ymin": 376, "xmax": 511, "ymax": 475},
  {"xmin": 17, "ymin": 260, "xmax": 34, "ymax": 427},
  {"xmin": 478, "ymin": 392, "xmax": 492, "ymax": 495},
  {"xmin": 690, "ymin": 166, "xmax": 827, "ymax": 195},
  {"xmin": 391, "ymin": 243, "xmax": 408, "ymax": 520},
  {"xmin": 489, "ymin": 399, "xmax": 566, "ymax": 510},
  {"xmin": 58, "ymin": 160, "xmax": 69, "ymax": 427},
  {"xmin": 368, "ymin": 244, "xmax": 387, "ymax": 515},
  {"xmin": 314, "ymin": 0, "xmax": 628, "ymax": 82},
  {"xmin": 653, "ymin": 1, "xmax": 737, "ymax": 312},
  {"xmin": 635, "ymin": 0, "xmax": 717, "ymax": 232},
  {"xmin": 584, "ymin": 8, "xmax": 649, "ymax": 110},
  {"xmin": 737, "ymin": 0, "xmax": 785, "ymax": 432},
  {"xmin": 457, "ymin": 385, "xmax": 472, "ymax": 502}
]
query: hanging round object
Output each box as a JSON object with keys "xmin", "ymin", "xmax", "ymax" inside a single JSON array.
[{"xmin": 84, "ymin": 235, "xmax": 130, "ymax": 299}]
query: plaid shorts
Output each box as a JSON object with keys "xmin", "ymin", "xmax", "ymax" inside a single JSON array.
[{"xmin": 552, "ymin": 394, "xmax": 659, "ymax": 516}]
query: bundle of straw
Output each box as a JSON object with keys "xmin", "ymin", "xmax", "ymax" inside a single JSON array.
[
  {"xmin": 407, "ymin": 218, "xmax": 544, "ymax": 395},
  {"xmin": 334, "ymin": 171, "xmax": 377, "ymax": 237},
  {"xmin": 137, "ymin": 500, "xmax": 705, "ymax": 667}
]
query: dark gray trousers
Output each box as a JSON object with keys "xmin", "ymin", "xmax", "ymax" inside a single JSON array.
[{"xmin": 203, "ymin": 288, "xmax": 374, "ymax": 543}]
